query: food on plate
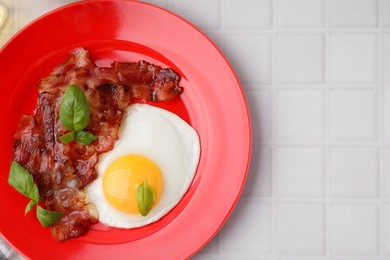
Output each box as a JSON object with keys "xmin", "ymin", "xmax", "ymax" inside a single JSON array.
[
  {"xmin": 9, "ymin": 47, "xmax": 200, "ymax": 241},
  {"xmin": 86, "ymin": 104, "xmax": 200, "ymax": 228}
]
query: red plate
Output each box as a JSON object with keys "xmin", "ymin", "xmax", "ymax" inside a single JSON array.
[{"xmin": 0, "ymin": 0, "xmax": 251, "ymax": 258}]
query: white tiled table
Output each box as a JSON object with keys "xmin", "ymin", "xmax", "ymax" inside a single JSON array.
[{"xmin": 1, "ymin": 0, "xmax": 390, "ymax": 259}]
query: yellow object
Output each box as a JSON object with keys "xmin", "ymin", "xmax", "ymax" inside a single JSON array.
[
  {"xmin": 0, "ymin": 5, "xmax": 7, "ymax": 30},
  {"xmin": 103, "ymin": 154, "xmax": 163, "ymax": 214}
]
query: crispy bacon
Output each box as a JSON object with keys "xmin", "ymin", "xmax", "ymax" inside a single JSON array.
[
  {"xmin": 114, "ymin": 61, "xmax": 182, "ymax": 101},
  {"xmin": 12, "ymin": 48, "xmax": 182, "ymax": 241}
]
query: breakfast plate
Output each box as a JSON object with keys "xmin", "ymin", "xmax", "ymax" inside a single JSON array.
[{"xmin": 0, "ymin": 0, "xmax": 251, "ymax": 258}]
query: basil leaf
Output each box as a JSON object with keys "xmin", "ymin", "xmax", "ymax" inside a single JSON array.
[
  {"xmin": 136, "ymin": 181, "xmax": 154, "ymax": 216},
  {"xmin": 60, "ymin": 85, "xmax": 90, "ymax": 132},
  {"xmin": 36, "ymin": 206, "xmax": 62, "ymax": 227},
  {"xmin": 9, "ymin": 162, "xmax": 62, "ymax": 227},
  {"xmin": 25, "ymin": 200, "xmax": 37, "ymax": 215},
  {"xmin": 76, "ymin": 130, "xmax": 96, "ymax": 145},
  {"xmin": 8, "ymin": 161, "xmax": 39, "ymax": 202},
  {"xmin": 59, "ymin": 131, "xmax": 75, "ymax": 144}
]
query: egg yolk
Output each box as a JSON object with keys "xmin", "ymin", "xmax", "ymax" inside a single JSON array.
[{"xmin": 102, "ymin": 154, "xmax": 163, "ymax": 214}]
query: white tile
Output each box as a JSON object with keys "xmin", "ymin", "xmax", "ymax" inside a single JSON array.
[
  {"xmin": 384, "ymin": 90, "xmax": 390, "ymax": 142},
  {"xmin": 329, "ymin": 0, "xmax": 378, "ymax": 28},
  {"xmin": 221, "ymin": 200, "xmax": 272, "ymax": 255},
  {"xmin": 0, "ymin": 32, "xmax": 13, "ymax": 47},
  {"xmin": 385, "ymin": 204, "xmax": 390, "ymax": 255},
  {"xmin": 331, "ymin": 204, "xmax": 379, "ymax": 255},
  {"xmin": 331, "ymin": 257, "xmax": 383, "ymax": 260},
  {"xmin": 330, "ymin": 34, "xmax": 378, "ymax": 84},
  {"xmin": 276, "ymin": 90, "xmax": 324, "ymax": 141},
  {"xmin": 330, "ymin": 90, "xmax": 377, "ymax": 142},
  {"xmin": 276, "ymin": 203, "xmax": 325, "ymax": 254},
  {"xmin": 330, "ymin": 147, "xmax": 379, "ymax": 198},
  {"xmin": 276, "ymin": 34, "xmax": 324, "ymax": 84},
  {"xmin": 242, "ymin": 146, "xmax": 272, "ymax": 197},
  {"xmin": 223, "ymin": 0, "xmax": 272, "ymax": 29},
  {"xmin": 203, "ymin": 33, "xmax": 222, "ymax": 50},
  {"xmin": 242, "ymin": 83, "xmax": 270, "ymax": 91},
  {"xmin": 384, "ymin": 34, "xmax": 390, "ymax": 86},
  {"xmin": 195, "ymin": 233, "xmax": 220, "ymax": 255},
  {"xmin": 383, "ymin": 147, "xmax": 390, "ymax": 198},
  {"xmin": 18, "ymin": 0, "xmax": 65, "ymax": 28},
  {"xmin": 222, "ymin": 257, "xmax": 273, "ymax": 260},
  {"xmin": 245, "ymin": 90, "xmax": 272, "ymax": 143},
  {"xmin": 173, "ymin": 0, "xmax": 220, "ymax": 30},
  {"xmin": 225, "ymin": 34, "xmax": 272, "ymax": 85},
  {"xmin": 276, "ymin": 147, "xmax": 324, "ymax": 198},
  {"xmin": 278, "ymin": 256, "xmax": 329, "ymax": 260},
  {"xmin": 276, "ymin": 0, "xmax": 324, "ymax": 28},
  {"xmin": 141, "ymin": 0, "xmax": 169, "ymax": 8},
  {"xmin": 191, "ymin": 255, "xmax": 221, "ymax": 260},
  {"xmin": 385, "ymin": 0, "xmax": 390, "ymax": 27}
]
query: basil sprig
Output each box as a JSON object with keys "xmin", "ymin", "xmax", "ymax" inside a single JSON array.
[
  {"xmin": 59, "ymin": 85, "xmax": 96, "ymax": 145},
  {"xmin": 8, "ymin": 161, "xmax": 62, "ymax": 227},
  {"xmin": 136, "ymin": 181, "xmax": 155, "ymax": 216}
]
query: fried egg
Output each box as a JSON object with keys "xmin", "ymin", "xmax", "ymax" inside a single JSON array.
[{"xmin": 86, "ymin": 104, "xmax": 200, "ymax": 228}]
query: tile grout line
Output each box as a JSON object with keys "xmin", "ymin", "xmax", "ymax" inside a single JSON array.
[
  {"xmin": 378, "ymin": 0, "xmax": 385, "ymax": 256},
  {"xmin": 324, "ymin": 0, "xmax": 332, "ymax": 257},
  {"xmin": 270, "ymin": 0, "xmax": 278, "ymax": 257}
]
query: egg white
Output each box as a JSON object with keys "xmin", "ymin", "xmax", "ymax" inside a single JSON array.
[{"xmin": 85, "ymin": 104, "xmax": 200, "ymax": 228}]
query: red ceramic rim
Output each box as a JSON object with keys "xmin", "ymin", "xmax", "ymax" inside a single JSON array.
[{"xmin": 0, "ymin": 0, "xmax": 251, "ymax": 259}]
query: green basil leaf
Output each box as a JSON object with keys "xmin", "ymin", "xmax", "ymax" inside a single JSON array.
[
  {"xmin": 25, "ymin": 200, "xmax": 37, "ymax": 215},
  {"xmin": 8, "ymin": 161, "xmax": 39, "ymax": 202},
  {"xmin": 9, "ymin": 162, "xmax": 62, "ymax": 227},
  {"xmin": 59, "ymin": 131, "xmax": 75, "ymax": 144},
  {"xmin": 59, "ymin": 85, "xmax": 90, "ymax": 132},
  {"xmin": 75, "ymin": 130, "xmax": 97, "ymax": 145},
  {"xmin": 136, "ymin": 181, "xmax": 154, "ymax": 216},
  {"xmin": 36, "ymin": 205, "xmax": 62, "ymax": 227}
]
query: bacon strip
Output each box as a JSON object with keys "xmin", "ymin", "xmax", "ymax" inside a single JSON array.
[{"xmin": 12, "ymin": 48, "xmax": 182, "ymax": 240}]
